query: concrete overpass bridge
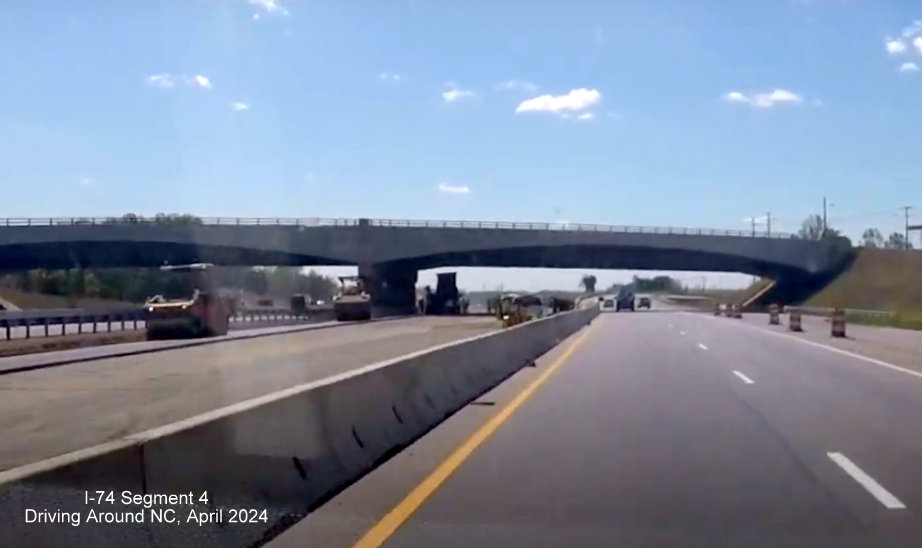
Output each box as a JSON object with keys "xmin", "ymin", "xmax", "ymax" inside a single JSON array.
[{"xmin": 0, "ymin": 217, "xmax": 855, "ymax": 312}]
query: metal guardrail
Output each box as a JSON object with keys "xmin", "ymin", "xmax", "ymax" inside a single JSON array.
[
  {"xmin": 0, "ymin": 307, "xmax": 325, "ymax": 341},
  {"xmin": 0, "ymin": 217, "xmax": 794, "ymax": 239}
]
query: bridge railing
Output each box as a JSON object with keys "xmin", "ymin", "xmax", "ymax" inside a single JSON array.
[
  {"xmin": 0, "ymin": 217, "xmax": 793, "ymax": 238},
  {"xmin": 0, "ymin": 217, "xmax": 361, "ymax": 227},
  {"xmin": 367, "ymin": 218, "xmax": 794, "ymax": 238}
]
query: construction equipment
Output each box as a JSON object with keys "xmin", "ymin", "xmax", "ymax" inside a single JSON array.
[
  {"xmin": 425, "ymin": 272, "xmax": 461, "ymax": 315},
  {"xmin": 290, "ymin": 294, "xmax": 309, "ymax": 317},
  {"xmin": 145, "ymin": 263, "xmax": 234, "ymax": 339},
  {"xmin": 333, "ymin": 276, "xmax": 372, "ymax": 321},
  {"xmin": 498, "ymin": 293, "xmax": 544, "ymax": 327},
  {"xmin": 616, "ymin": 284, "xmax": 636, "ymax": 312}
]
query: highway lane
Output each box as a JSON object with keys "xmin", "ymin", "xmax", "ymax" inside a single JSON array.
[
  {"xmin": 734, "ymin": 311, "xmax": 922, "ymax": 374},
  {"xmin": 283, "ymin": 311, "xmax": 922, "ymax": 548},
  {"xmin": 0, "ymin": 315, "xmax": 498, "ymax": 471}
]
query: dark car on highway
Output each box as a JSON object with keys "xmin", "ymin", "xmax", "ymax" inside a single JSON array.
[{"xmin": 638, "ymin": 296, "xmax": 651, "ymax": 309}]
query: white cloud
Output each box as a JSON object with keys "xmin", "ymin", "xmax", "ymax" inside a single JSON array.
[
  {"xmin": 899, "ymin": 62, "xmax": 919, "ymax": 73},
  {"xmin": 248, "ymin": 0, "xmax": 288, "ymax": 16},
  {"xmin": 902, "ymin": 20, "xmax": 922, "ymax": 38},
  {"xmin": 577, "ymin": 112, "xmax": 595, "ymax": 120},
  {"xmin": 438, "ymin": 182, "xmax": 471, "ymax": 194},
  {"xmin": 515, "ymin": 88, "xmax": 601, "ymax": 116},
  {"xmin": 147, "ymin": 73, "xmax": 213, "ymax": 90},
  {"xmin": 722, "ymin": 89, "xmax": 803, "ymax": 109},
  {"xmin": 145, "ymin": 74, "xmax": 175, "ymax": 88},
  {"xmin": 230, "ymin": 101, "xmax": 250, "ymax": 110},
  {"xmin": 886, "ymin": 39, "xmax": 907, "ymax": 54},
  {"xmin": 496, "ymin": 79, "xmax": 538, "ymax": 92},
  {"xmin": 379, "ymin": 73, "xmax": 402, "ymax": 82},
  {"xmin": 442, "ymin": 86, "xmax": 475, "ymax": 103},
  {"xmin": 913, "ymin": 36, "xmax": 922, "ymax": 55}
]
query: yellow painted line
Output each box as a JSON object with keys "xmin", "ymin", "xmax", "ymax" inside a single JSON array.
[{"xmin": 349, "ymin": 322, "xmax": 598, "ymax": 548}]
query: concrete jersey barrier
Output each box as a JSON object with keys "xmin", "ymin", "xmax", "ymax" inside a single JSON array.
[{"xmin": 0, "ymin": 306, "xmax": 599, "ymax": 547}]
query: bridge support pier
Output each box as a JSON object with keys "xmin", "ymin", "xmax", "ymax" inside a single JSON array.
[{"xmin": 359, "ymin": 262, "xmax": 419, "ymax": 317}]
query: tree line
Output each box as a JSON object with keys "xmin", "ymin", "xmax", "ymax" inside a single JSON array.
[
  {"xmin": 0, "ymin": 266, "xmax": 339, "ymax": 304},
  {"xmin": 795, "ymin": 213, "xmax": 913, "ymax": 249},
  {"xmin": 0, "ymin": 212, "xmax": 340, "ymax": 304}
]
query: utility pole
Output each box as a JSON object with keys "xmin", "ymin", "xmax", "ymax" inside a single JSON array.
[
  {"xmin": 904, "ymin": 206, "xmax": 913, "ymax": 249},
  {"xmin": 822, "ymin": 197, "xmax": 828, "ymax": 237},
  {"xmin": 766, "ymin": 212, "xmax": 772, "ymax": 236},
  {"xmin": 751, "ymin": 216, "xmax": 756, "ymax": 237}
]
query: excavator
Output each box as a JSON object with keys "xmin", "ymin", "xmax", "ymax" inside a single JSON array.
[
  {"xmin": 145, "ymin": 263, "xmax": 235, "ymax": 339},
  {"xmin": 333, "ymin": 276, "xmax": 372, "ymax": 321}
]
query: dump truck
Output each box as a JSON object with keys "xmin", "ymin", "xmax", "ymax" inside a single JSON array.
[
  {"xmin": 425, "ymin": 272, "xmax": 461, "ymax": 315},
  {"xmin": 145, "ymin": 263, "xmax": 235, "ymax": 339},
  {"xmin": 290, "ymin": 294, "xmax": 309, "ymax": 317},
  {"xmin": 616, "ymin": 283, "xmax": 636, "ymax": 312},
  {"xmin": 333, "ymin": 276, "xmax": 372, "ymax": 321}
]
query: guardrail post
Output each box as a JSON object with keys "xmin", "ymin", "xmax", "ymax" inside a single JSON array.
[
  {"xmin": 133, "ymin": 317, "xmax": 138, "ymax": 330},
  {"xmin": 107, "ymin": 316, "xmax": 112, "ymax": 333},
  {"xmin": 61, "ymin": 321, "xmax": 66, "ymax": 336},
  {"xmin": 93, "ymin": 318, "xmax": 98, "ymax": 334},
  {"xmin": 121, "ymin": 316, "xmax": 126, "ymax": 331},
  {"xmin": 78, "ymin": 318, "xmax": 83, "ymax": 334},
  {"xmin": 3, "ymin": 322, "xmax": 8, "ymax": 340},
  {"xmin": 44, "ymin": 318, "xmax": 49, "ymax": 337},
  {"xmin": 25, "ymin": 322, "xmax": 30, "ymax": 339}
]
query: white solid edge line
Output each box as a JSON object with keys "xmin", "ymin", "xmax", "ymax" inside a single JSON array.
[
  {"xmin": 692, "ymin": 312, "xmax": 922, "ymax": 381},
  {"xmin": 827, "ymin": 452, "xmax": 906, "ymax": 509},
  {"xmin": 697, "ymin": 343, "xmax": 708, "ymax": 350},
  {"xmin": 732, "ymin": 370, "xmax": 754, "ymax": 384}
]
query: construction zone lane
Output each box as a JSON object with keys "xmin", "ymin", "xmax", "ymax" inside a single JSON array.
[{"xmin": 0, "ymin": 316, "xmax": 499, "ymax": 471}]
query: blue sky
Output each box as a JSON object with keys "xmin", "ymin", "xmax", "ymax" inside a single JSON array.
[{"xmin": 2, "ymin": 0, "xmax": 921, "ymax": 290}]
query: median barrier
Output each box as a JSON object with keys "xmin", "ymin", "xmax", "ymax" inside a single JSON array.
[{"xmin": 0, "ymin": 306, "xmax": 598, "ymax": 547}]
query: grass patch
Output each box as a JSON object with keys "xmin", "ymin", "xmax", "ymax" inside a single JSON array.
[{"xmin": 807, "ymin": 248, "xmax": 922, "ymax": 312}]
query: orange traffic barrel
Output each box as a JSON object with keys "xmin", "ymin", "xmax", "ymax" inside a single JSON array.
[
  {"xmin": 789, "ymin": 309, "xmax": 803, "ymax": 332},
  {"xmin": 831, "ymin": 308, "xmax": 846, "ymax": 338},
  {"xmin": 768, "ymin": 303, "xmax": 780, "ymax": 325}
]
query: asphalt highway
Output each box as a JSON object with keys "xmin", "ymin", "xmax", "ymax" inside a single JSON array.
[
  {"xmin": 275, "ymin": 310, "xmax": 922, "ymax": 548},
  {"xmin": 0, "ymin": 316, "xmax": 498, "ymax": 471}
]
